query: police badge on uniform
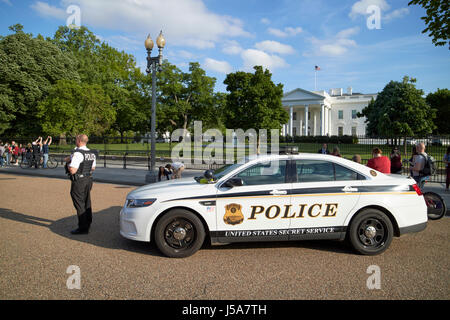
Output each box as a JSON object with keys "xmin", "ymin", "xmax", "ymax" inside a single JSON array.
[{"xmin": 223, "ymin": 203, "xmax": 244, "ymax": 225}]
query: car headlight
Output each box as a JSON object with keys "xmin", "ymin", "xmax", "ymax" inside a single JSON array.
[{"xmin": 126, "ymin": 199, "xmax": 156, "ymax": 208}]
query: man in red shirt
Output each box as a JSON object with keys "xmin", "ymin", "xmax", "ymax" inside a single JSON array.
[{"xmin": 367, "ymin": 147, "xmax": 391, "ymax": 174}]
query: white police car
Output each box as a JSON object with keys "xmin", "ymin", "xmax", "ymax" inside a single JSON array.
[{"xmin": 120, "ymin": 154, "xmax": 427, "ymax": 258}]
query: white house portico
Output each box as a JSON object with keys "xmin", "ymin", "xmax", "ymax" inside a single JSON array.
[{"xmin": 281, "ymin": 87, "xmax": 377, "ymax": 137}]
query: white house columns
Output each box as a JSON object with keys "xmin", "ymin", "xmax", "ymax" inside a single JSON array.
[{"xmin": 304, "ymin": 104, "xmax": 309, "ymax": 136}]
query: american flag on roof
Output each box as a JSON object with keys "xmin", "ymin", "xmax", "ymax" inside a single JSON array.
[{"xmin": 315, "ymin": 65, "xmax": 321, "ymax": 71}]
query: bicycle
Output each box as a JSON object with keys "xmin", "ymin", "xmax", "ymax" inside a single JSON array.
[
  {"xmin": 20, "ymin": 156, "xmax": 42, "ymax": 169},
  {"xmin": 417, "ymin": 177, "xmax": 447, "ymax": 220}
]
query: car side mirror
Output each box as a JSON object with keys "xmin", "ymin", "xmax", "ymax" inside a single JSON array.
[{"xmin": 223, "ymin": 178, "xmax": 243, "ymax": 188}]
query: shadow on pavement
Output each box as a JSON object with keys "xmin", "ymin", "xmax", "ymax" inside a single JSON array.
[
  {"xmin": 0, "ymin": 206, "xmax": 373, "ymax": 256},
  {"xmin": 0, "ymin": 206, "xmax": 164, "ymax": 257}
]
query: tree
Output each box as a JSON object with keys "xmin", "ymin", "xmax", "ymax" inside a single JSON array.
[
  {"xmin": 52, "ymin": 26, "xmax": 149, "ymax": 137},
  {"xmin": 157, "ymin": 61, "xmax": 221, "ymax": 136},
  {"xmin": 0, "ymin": 24, "xmax": 79, "ymax": 135},
  {"xmin": 408, "ymin": 0, "xmax": 449, "ymax": 49},
  {"xmin": 37, "ymin": 80, "xmax": 115, "ymax": 137},
  {"xmin": 223, "ymin": 66, "xmax": 288, "ymax": 151},
  {"xmin": 359, "ymin": 76, "xmax": 436, "ymax": 153},
  {"xmin": 426, "ymin": 88, "xmax": 450, "ymax": 134}
]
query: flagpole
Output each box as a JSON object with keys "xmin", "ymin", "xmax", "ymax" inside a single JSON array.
[{"xmin": 314, "ymin": 69, "xmax": 317, "ymax": 91}]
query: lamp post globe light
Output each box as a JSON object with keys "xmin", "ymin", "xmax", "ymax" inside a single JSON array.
[{"xmin": 145, "ymin": 31, "xmax": 165, "ymax": 183}]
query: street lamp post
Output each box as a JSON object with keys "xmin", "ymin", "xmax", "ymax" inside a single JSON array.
[{"xmin": 145, "ymin": 31, "xmax": 165, "ymax": 183}]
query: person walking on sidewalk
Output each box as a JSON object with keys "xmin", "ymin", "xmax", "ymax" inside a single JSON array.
[
  {"xmin": 42, "ymin": 136, "xmax": 52, "ymax": 168},
  {"xmin": 65, "ymin": 134, "xmax": 96, "ymax": 235},
  {"xmin": 444, "ymin": 147, "xmax": 450, "ymax": 192},
  {"xmin": 0, "ymin": 142, "xmax": 5, "ymax": 167}
]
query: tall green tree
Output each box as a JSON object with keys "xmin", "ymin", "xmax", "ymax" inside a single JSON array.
[
  {"xmin": 157, "ymin": 61, "xmax": 221, "ymax": 136},
  {"xmin": 359, "ymin": 76, "xmax": 436, "ymax": 153},
  {"xmin": 37, "ymin": 80, "xmax": 115, "ymax": 137},
  {"xmin": 408, "ymin": 0, "xmax": 449, "ymax": 49},
  {"xmin": 223, "ymin": 66, "xmax": 288, "ymax": 150},
  {"xmin": 52, "ymin": 26, "xmax": 149, "ymax": 137},
  {"xmin": 0, "ymin": 24, "xmax": 79, "ymax": 135},
  {"xmin": 426, "ymin": 88, "xmax": 450, "ymax": 134}
]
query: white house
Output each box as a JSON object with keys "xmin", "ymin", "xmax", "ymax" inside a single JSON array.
[{"xmin": 281, "ymin": 87, "xmax": 377, "ymax": 137}]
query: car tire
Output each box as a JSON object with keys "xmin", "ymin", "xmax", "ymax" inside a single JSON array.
[
  {"xmin": 154, "ymin": 209, "xmax": 205, "ymax": 258},
  {"xmin": 348, "ymin": 209, "xmax": 394, "ymax": 255}
]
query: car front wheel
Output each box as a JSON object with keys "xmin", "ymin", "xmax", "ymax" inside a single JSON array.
[
  {"xmin": 154, "ymin": 209, "xmax": 205, "ymax": 258},
  {"xmin": 348, "ymin": 209, "xmax": 394, "ymax": 255}
]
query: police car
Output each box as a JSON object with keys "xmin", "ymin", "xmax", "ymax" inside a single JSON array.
[{"xmin": 120, "ymin": 154, "xmax": 427, "ymax": 258}]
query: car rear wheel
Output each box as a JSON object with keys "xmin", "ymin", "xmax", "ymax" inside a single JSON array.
[
  {"xmin": 348, "ymin": 209, "xmax": 393, "ymax": 255},
  {"xmin": 154, "ymin": 209, "xmax": 205, "ymax": 258}
]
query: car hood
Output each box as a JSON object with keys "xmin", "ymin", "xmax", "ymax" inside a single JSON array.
[{"xmin": 127, "ymin": 177, "xmax": 215, "ymax": 201}]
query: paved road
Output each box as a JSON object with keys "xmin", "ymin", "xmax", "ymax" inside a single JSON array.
[{"xmin": 0, "ymin": 173, "xmax": 449, "ymax": 300}]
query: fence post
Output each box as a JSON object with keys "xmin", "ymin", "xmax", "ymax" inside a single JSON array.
[
  {"xmin": 123, "ymin": 152, "xmax": 127, "ymax": 169},
  {"xmin": 104, "ymin": 152, "xmax": 107, "ymax": 168}
]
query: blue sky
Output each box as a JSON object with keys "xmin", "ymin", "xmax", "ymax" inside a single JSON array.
[{"xmin": 1, "ymin": 0, "xmax": 449, "ymax": 95}]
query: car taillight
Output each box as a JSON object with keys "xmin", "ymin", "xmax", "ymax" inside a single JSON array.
[{"xmin": 412, "ymin": 184, "xmax": 422, "ymax": 196}]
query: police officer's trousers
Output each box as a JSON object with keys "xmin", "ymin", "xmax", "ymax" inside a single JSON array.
[{"xmin": 70, "ymin": 177, "xmax": 93, "ymax": 231}]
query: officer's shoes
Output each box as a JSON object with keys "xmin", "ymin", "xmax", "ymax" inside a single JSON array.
[{"xmin": 70, "ymin": 228, "xmax": 89, "ymax": 235}]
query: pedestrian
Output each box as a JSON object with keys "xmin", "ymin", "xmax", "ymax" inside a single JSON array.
[
  {"xmin": 25, "ymin": 143, "xmax": 32, "ymax": 164},
  {"xmin": 317, "ymin": 143, "xmax": 330, "ymax": 154},
  {"xmin": 19, "ymin": 144, "xmax": 25, "ymax": 162},
  {"xmin": 11, "ymin": 141, "xmax": 19, "ymax": 166},
  {"xmin": 443, "ymin": 147, "xmax": 450, "ymax": 192},
  {"xmin": 167, "ymin": 162, "xmax": 185, "ymax": 179},
  {"xmin": 409, "ymin": 146, "xmax": 418, "ymax": 176},
  {"xmin": 331, "ymin": 146, "xmax": 342, "ymax": 157},
  {"xmin": 390, "ymin": 147, "xmax": 402, "ymax": 174},
  {"xmin": 367, "ymin": 147, "xmax": 391, "ymax": 174},
  {"xmin": 4, "ymin": 143, "xmax": 11, "ymax": 166},
  {"xmin": 0, "ymin": 141, "xmax": 5, "ymax": 167},
  {"xmin": 411, "ymin": 142, "xmax": 428, "ymax": 188},
  {"xmin": 65, "ymin": 134, "xmax": 96, "ymax": 235},
  {"xmin": 31, "ymin": 137, "xmax": 42, "ymax": 168},
  {"xmin": 158, "ymin": 165, "xmax": 172, "ymax": 181},
  {"xmin": 42, "ymin": 136, "xmax": 52, "ymax": 169},
  {"xmin": 352, "ymin": 154, "xmax": 361, "ymax": 164}
]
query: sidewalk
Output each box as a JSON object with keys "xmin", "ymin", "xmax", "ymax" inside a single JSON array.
[
  {"xmin": 0, "ymin": 165, "xmax": 203, "ymax": 186},
  {"xmin": 1, "ymin": 164, "xmax": 449, "ymax": 215}
]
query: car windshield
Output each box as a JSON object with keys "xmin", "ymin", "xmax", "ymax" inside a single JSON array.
[{"xmin": 213, "ymin": 163, "xmax": 244, "ymax": 181}]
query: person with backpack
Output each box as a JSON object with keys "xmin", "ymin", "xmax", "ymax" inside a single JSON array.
[
  {"xmin": 411, "ymin": 142, "xmax": 434, "ymax": 189},
  {"xmin": 444, "ymin": 147, "xmax": 450, "ymax": 192}
]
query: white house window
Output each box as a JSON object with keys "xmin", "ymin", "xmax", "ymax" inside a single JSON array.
[
  {"xmin": 338, "ymin": 126, "xmax": 344, "ymax": 136},
  {"xmin": 293, "ymin": 127, "xmax": 297, "ymax": 136},
  {"xmin": 351, "ymin": 126, "xmax": 357, "ymax": 136},
  {"xmin": 293, "ymin": 112, "xmax": 297, "ymax": 120},
  {"xmin": 338, "ymin": 110, "xmax": 343, "ymax": 120},
  {"xmin": 352, "ymin": 110, "xmax": 357, "ymax": 119}
]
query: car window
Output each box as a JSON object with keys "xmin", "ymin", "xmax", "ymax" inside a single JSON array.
[
  {"xmin": 296, "ymin": 160, "xmax": 334, "ymax": 182},
  {"xmin": 234, "ymin": 160, "xmax": 287, "ymax": 186},
  {"xmin": 335, "ymin": 163, "xmax": 359, "ymax": 181},
  {"xmin": 296, "ymin": 160, "xmax": 364, "ymax": 182}
]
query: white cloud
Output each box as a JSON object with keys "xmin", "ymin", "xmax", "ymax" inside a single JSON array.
[
  {"xmin": 384, "ymin": 7, "xmax": 410, "ymax": 21},
  {"xmin": 204, "ymin": 58, "xmax": 232, "ymax": 74},
  {"xmin": 349, "ymin": 0, "xmax": 390, "ymax": 19},
  {"xmin": 254, "ymin": 40, "xmax": 295, "ymax": 55},
  {"xmin": 307, "ymin": 27, "xmax": 359, "ymax": 57},
  {"xmin": 31, "ymin": 0, "xmax": 251, "ymax": 49},
  {"xmin": 241, "ymin": 49, "xmax": 288, "ymax": 72},
  {"xmin": 260, "ymin": 18, "xmax": 270, "ymax": 25},
  {"xmin": 267, "ymin": 26, "xmax": 302, "ymax": 38},
  {"xmin": 31, "ymin": 1, "xmax": 66, "ymax": 19},
  {"xmin": 1, "ymin": 0, "xmax": 12, "ymax": 6},
  {"xmin": 222, "ymin": 40, "xmax": 243, "ymax": 55}
]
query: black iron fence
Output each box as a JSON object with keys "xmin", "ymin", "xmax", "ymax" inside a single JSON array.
[{"xmin": 1, "ymin": 135, "xmax": 449, "ymax": 182}]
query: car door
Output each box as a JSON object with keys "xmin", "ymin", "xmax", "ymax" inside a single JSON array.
[
  {"xmin": 214, "ymin": 159, "xmax": 292, "ymax": 243},
  {"xmin": 288, "ymin": 159, "xmax": 363, "ymax": 239}
]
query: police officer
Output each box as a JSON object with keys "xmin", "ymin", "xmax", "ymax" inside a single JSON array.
[{"xmin": 65, "ymin": 134, "xmax": 96, "ymax": 235}]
